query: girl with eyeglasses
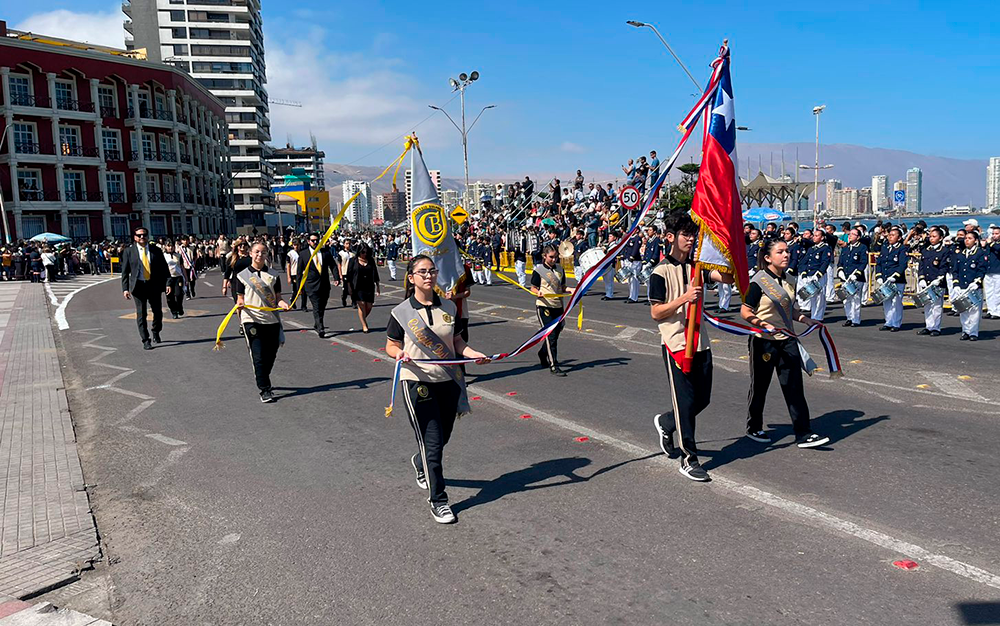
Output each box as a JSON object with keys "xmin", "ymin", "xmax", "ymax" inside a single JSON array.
[{"xmin": 385, "ymin": 255, "xmax": 491, "ymax": 524}]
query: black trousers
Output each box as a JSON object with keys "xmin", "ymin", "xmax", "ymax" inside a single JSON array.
[
  {"xmin": 661, "ymin": 346, "xmax": 713, "ymax": 464},
  {"xmin": 131, "ymin": 280, "xmax": 163, "ymax": 343},
  {"xmin": 341, "ymin": 281, "xmax": 351, "ymax": 307},
  {"xmin": 242, "ymin": 322, "xmax": 280, "ymax": 392},
  {"xmin": 290, "ymin": 275, "xmax": 308, "ymax": 310},
  {"xmin": 308, "ymin": 286, "xmax": 329, "ymax": 331},
  {"xmin": 536, "ymin": 306, "xmax": 564, "ymax": 366},
  {"xmin": 185, "ymin": 269, "xmax": 197, "ymax": 297},
  {"xmin": 403, "ymin": 380, "xmax": 461, "ymax": 504},
  {"xmin": 166, "ymin": 276, "xmax": 185, "ymax": 315},
  {"xmin": 747, "ymin": 336, "xmax": 811, "ymax": 437}
]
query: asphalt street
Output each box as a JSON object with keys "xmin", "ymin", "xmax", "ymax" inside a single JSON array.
[{"xmin": 52, "ymin": 265, "xmax": 1000, "ymax": 625}]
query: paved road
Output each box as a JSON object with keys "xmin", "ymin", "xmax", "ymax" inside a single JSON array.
[{"xmin": 55, "ymin": 266, "xmax": 1000, "ymax": 625}]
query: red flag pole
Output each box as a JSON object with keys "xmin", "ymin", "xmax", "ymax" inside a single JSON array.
[{"xmin": 682, "ymin": 262, "xmax": 703, "ymax": 373}]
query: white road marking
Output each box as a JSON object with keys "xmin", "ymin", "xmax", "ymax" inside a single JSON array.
[
  {"xmin": 614, "ymin": 326, "xmax": 641, "ymax": 340},
  {"xmin": 919, "ymin": 370, "xmax": 987, "ymax": 401},
  {"xmin": 46, "ymin": 277, "xmax": 114, "ymax": 330},
  {"xmin": 136, "ymin": 447, "xmax": 189, "ymax": 490},
  {"xmin": 218, "ymin": 533, "xmax": 241, "ymax": 545},
  {"xmin": 325, "ymin": 333, "xmax": 1000, "ymax": 592},
  {"xmin": 472, "ymin": 305, "xmax": 503, "ymax": 314},
  {"xmin": 117, "ymin": 400, "xmax": 156, "ymax": 426},
  {"xmin": 203, "ymin": 281, "xmax": 214, "ymax": 287},
  {"xmin": 146, "ymin": 433, "xmax": 188, "ymax": 446}
]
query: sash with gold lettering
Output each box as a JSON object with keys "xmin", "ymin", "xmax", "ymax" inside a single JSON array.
[
  {"xmin": 237, "ymin": 267, "xmax": 285, "ymax": 344},
  {"xmin": 751, "ymin": 270, "xmax": 818, "ymax": 375},
  {"xmin": 391, "ymin": 298, "xmax": 470, "ymax": 415}
]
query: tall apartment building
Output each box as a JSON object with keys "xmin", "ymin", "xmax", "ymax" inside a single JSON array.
[
  {"xmin": 403, "ymin": 168, "xmax": 441, "ymax": 209},
  {"xmin": 987, "ymin": 157, "xmax": 1000, "ymax": 212},
  {"xmin": 379, "ymin": 190, "xmax": 406, "ymax": 224},
  {"xmin": 124, "ymin": 0, "xmax": 274, "ymax": 227},
  {"xmin": 341, "ymin": 180, "xmax": 371, "ymax": 225},
  {"xmin": 858, "ymin": 187, "xmax": 872, "ymax": 215},
  {"xmin": 871, "ymin": 175, "xmax": 888, "ymax": 213},
  {"xmin": 906, "ymin": 167, "xmax": 922, "ymax": 214},
  {"xmin": 825, "ymin": 179, "xmax": 842, "ymax": 215},
  {"xmin": 269, "ymin": 143, "xmax": 324, "ymax": 190},
  {"xmin": 463, "ymin": 181, "xmax": 494, "ymax": 215},
  {"xmin": 441, "ymin": 189, "xmax": 460, "ymax": 210}
]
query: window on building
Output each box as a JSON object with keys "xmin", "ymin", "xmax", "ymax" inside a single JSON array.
[
  {"xmin": 68, "ymin": 215, "xmax": 90, "ymax": 240},
  {"xmin": 171, "ymin": 214, "xmax": 182, "ymax": 234},
  {"xmin": 145, "ymin": 175, "xmax": 159, "ymax": 196},
  {"xmin": 137, "ymin": 90, "xmax": 151, "ymax": 115},
  {"xmin": 169, "ymin": 10, "xmax": 185, "ymax": 21},
  {"xmin": 159, "ymin": 135, "xmax": 170, "ymax": 158},
  {"xmin": 59, "ymin": 125, "xmax": 81, "ymax": 155},
  {"xmin": 106, "ymin": 173, "xmax": 125, "ymax": 203},
  {"xmin": 111, "ymin": 215, "xmax": 129, "ymax": 238},
  {"xmin": 21, "ymin": 216, "xmax": 46, "ymax": 239},
  {"xmin": 63, "ymin": 171, "xmax": 85, "ymax": 200},
  {"xmin": 102, "ymin": 129, "xmax": 121, "ymax": 159},
  {"xmin": 54, "ymin": 80, "xmax": 76, "ymax": 109},
  {"xmin": 17, "ymin": 170, "xmax": 41, "ymax": 198},
  {"xmin": 97, "ymin": 85, "xmax": 117, "ymax": 116},
  {"xmin": 12, "ymin": 123, "xmax": 36, "ymax": 150},
  {"xmin": 155, "ymin": 93, "xmax": 166, "ymax": 113},
  {"xmin": 8, "ymin": 74, "xmax": 32, "ymax": 105},
  {"xmin": 150, "ymin": 215, "xmax": 167, "ymax": 237},
  {"xmin": 142, "ymin": 133, "xmax": 155, "ymax": 160},
  {"xmin": 173, "ymin": 44, "xmax": 189, "ymax": 54}
]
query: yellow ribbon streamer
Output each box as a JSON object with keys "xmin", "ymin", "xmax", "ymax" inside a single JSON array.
[{"xmin": 213, "ymin": 137, "xmax": 418, "ymax": 350}]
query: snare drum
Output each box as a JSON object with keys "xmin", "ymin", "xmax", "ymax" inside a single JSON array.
[
  {"xmin": 615, "ymin": 263, "xmax": 634, "ymax": 284},
  {"xmin": 913, "ymin": 283, "xmax": 944, "ymax": 307},
  {"xmin": 833, "ymin": 279, "xmax": 860, "ymax": 301},
  {"xmin": 578, "ymin": 248, "xmax": 606, "ymax": 278},
  {"xmin": 950, "ymin": 288, "xmax": 983, "ymax": 313},
  {"xmin": 871, "ymin": 281, "xmax": 899, "ymax": 305},
  {"xmin": 637, "ymin": 262, "xmax": 655, "ymax": 285},
  {"xmin": 796, "ymin": 278, "xmax": 821, "ymax": 300}
]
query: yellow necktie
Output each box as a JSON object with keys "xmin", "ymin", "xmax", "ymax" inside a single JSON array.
[
  {"xmin": 314, "ymin": 250, "xmax": 322, "ymax": 271},
  {"xmin": 141, "ymin": 247, "xmax": 151, "ymax": 280}
]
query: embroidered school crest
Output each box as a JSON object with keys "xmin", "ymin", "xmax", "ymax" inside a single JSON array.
[
  {"xmin": 441, "ymin": 312, "xmax": 453, "ymax": 324},
  {"xmin": 413, "ymin": 203, "xmax": 448, "ymax": 248},
  {"xmin": 761, "ymin": 352, "xmax": 771, "ymax": 362},
  {"xmin": 416, "ymin": 384, "xmax": 430, "ymax": 399}
]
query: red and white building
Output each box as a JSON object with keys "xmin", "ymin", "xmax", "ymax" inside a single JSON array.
[{"xmin": 0, "ymin": 22, "xmax": 233, "ymax": 241}]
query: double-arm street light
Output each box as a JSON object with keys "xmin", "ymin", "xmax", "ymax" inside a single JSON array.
[
  {"xmin": 428, "ymin": 71, "xmax": 495, "ymax": 199},
  {"xmin": 798, "ymin": 105, "xmax": 833, "ymax": 226}
]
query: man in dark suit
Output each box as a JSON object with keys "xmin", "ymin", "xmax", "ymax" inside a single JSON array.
[
  {"xmin": 300, "ymin": 232, "xmax": 341, "ymax": 338},
  {"xmin": 121, "ymin": 226, "xmax": 170, "ymax": 350}
]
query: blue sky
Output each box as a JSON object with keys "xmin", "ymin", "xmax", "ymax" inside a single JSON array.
[{"xmin": 10, "ymin": 1, "xmax": 999, "ymax": 177}]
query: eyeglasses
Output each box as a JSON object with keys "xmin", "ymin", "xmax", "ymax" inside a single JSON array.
[
  {"xmin": 411, "ymin": 269, "xmax": 439, "ymax": 277},
  {"xmin": 134, "ymin": 233, "xmax": 148, "ymax": 238}
]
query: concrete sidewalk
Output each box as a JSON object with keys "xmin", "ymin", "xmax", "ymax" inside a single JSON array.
[{"xmin": 0, "ymin": 282, "xmax": 100, "ymax": 600}]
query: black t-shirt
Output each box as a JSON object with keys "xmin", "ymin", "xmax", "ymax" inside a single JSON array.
[
  {"xmin": 743, "ymin": 269, "xmax": 789, "ymax": 310},
  {"xmin": 234, "ymin": 266, "xmax": 280, "ymax": 295},
  {"xmin": 225, "ymin": 256, "xmax": 253, "ymax": 282}
]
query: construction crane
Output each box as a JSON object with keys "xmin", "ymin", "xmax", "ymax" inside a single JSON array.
[{"xmin": 270, "ymin": 98, "xmax": 302, "ymax": 107}]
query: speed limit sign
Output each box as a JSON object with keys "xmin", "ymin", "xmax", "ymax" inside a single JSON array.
[{"xmin": 618, "ymin": 185, "xmax": 640, "ymax": 210}]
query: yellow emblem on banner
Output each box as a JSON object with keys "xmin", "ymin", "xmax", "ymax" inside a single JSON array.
[
  {"xmin": 413, "ymin": 203, "xmax": 448, "ymax": 247},
  {"xmin": 450, "ymin": 205, "xmax": 468, "ymax": 225}
]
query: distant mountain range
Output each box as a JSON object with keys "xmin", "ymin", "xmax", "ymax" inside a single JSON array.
[{"xmin": 323, "ymin": 143, "xmax": 991, "ymax": 212}]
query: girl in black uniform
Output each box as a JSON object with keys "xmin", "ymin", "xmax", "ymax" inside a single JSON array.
[
  {"xmin": 530, "ymin": 244, "xmax": 574, "ymax": 376},
  {"xmin": 385, "ymin": 255, "xmax": 491, "ymax": 524},
  {"xmin": 741, "ymin": 238, "xmax": 830, "ymax": 449},
  {"xmin": 345, "ymin": 243, "xmax": 380, "ymax": 333}
]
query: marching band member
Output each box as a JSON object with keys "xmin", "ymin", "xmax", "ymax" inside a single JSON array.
[
  {"xmin": 623, "ymin": 231, "xmax": 642, "ymax": 303},
  {"xmin": 642, "ymin": 225, "xmax": 662, "ymax": 304},
  {"xmin": 513, "ymin": 228, "xmax": 529, "ymax": 288},
  {"xmin": 649, "ymin": 211, "xmax": 734, "ymax": 482},
  {"xmin": 531, "ymin": 244, "xmax": 574, "ymax": 376},
  {"xmin": 874, "ymin": 227, "xmax": 907, "ymax": 332},
  {"xmin": 162, "ymin": 241, "xmax": 187, "ymax": 319},
  {"xmin": 838, "ymin": 228, "xmax": 868, "ymax": 327},
  {"xmin": 236, "ymin": 242, "xmax": 290, "ymax": 404},
  {"xmin": 386, "ymin": 236, "xmax": 399, "ymax": 281},
  {"xmin": 601, "ymin": 231, "xmax": 619, "ymax": 301},
  {"xmin": 983, "ymin": 226, "xmax": 1000, "ymax": 319},
  {"xmin": 741, "ymin": 238, "xmax": 830, "ymax": 449},
  {"xmin": 385, "ymin": 255, "xmax": 490, "ymax": 524},
  {"xmin": 953, "ymin": 230, "xmax": 988, "ymax": 341},
  {"xmin": 917, "ymin": 227, "xmax": 949, "ymax": 337},
  {"xmin": 801, "ymin": 229, "xmax": 831, "ymax": 321},
  {"xmin": 477, "ymin": 235, "xmax": 494, "ymax": 286}
]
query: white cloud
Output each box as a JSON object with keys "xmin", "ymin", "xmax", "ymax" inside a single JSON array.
[
  {"xmin": 560, "ymin": 141, "xmax": 586, "ymax": 153},
  {"xmin": 14, "ymin": 6, "xmax": 126, "ymax": 48},
  {"xmin": 265, "ymin": 31, "xmax": 450, "ymax": 155}
]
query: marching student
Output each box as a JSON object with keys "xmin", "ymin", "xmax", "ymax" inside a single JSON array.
[
  {"xmin": 984, "ymin": 226, "xmax": 1000, "ymax": 319},
  {"xmin": 801, "ymin": 229, "xmax": 831, "ymax": 321},
  {"xmin": 531, "ymin": 243, "xmax": 574, "ymax": 376},
  {"xmin": 236, "ymin": 242, "xmax": 290, "ymax": 403},
  {"xmin": 162, "ymin": 241, "xmax": 187, "ymax": 319},
  {"xmin": 740, "ymin": 238, "xmax": 830, "ymax": 449},
  {"xmin": 386, "ymin": 236, "xmax": 399, "ymax": 281},
  {"xmin": 953, "ymin": 230, "xmax": 988, "ymax": 341},
  {"xmin": 286, "ymin": 239, "xmax": 308, "ymax": 312},
  {"xmin": 385, "ymin": 255, "xmax": 491, "ymax": 524},
  {"xmin": 874, "ymin": 227, "xmax": 907, "ymax": 332},
  {"xmin": 838, "ymin": 228, "xmax": 868, "ymax": 327},
  {"xmin": 917, "ymin": 227, "xmax": 949, "ymax": 336},
  {"xmin": 345, "ymin": 243, "xmax": 380, "ymax": 333},
  {"xmin": 649, "ymin": 211, "xmax": 734, "ymax": 482},
  {"xmin": 622, "ymin": 231, "xmax": 642, "ymax": 303},
  {"xmin": 601, "ymin": 231, "xmax": 619, "ymax": 301}
]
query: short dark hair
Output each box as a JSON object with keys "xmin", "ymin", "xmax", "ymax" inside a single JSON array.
[{"xmin": 664, "ymin": 209, "xmax": 697, "ymax": 236}]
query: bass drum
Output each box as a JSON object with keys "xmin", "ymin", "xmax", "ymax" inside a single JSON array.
[{"xmin": 577, "ymin": 247, "xmax": 606, "ymax": 279}]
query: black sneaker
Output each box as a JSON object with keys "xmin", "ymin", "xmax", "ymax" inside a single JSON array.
[
  {"xmin": 260, "ymin": 390, "xmax": 275, "ymax": 403},
  {"xmin": 411, "ymin": 453, "xmax": 428, "ymax": 490},
  {"xmin": 960, "ymin": 333, "xmax": 969, "ymax": 341},
  {"xmin": 152, "ymin": 332, "xmax": 162, "ymax": 343},
  {"xmin": 879, "ymin": 325, "xmax": 891, "ymax": 331},
  {"xmin": 796, "ymin": 433, "xmax": 830, "ymax": 448},
  {"xmin": 930, "ymin": 330, "xmax": 941, "ymax": 336},
  {"xmin": 917, "ymin": 328, "xmax": 930, "ymax": 335},
  {"xmin": 678, "ymin": 461, "xmax": 711, "ymax": 482},
  {"xmin": 430, "ymin": 502, "xmax": 456, "ymax": 524},
  {"xmin": 842, "ymin": 320, "xmax": 853, "ymax": 327},
  {"xmin": 969, "ymin": 335, "xmax": 978, "ymax": 342},
  {"xmin": 549, "ymin": 367, "xmax": 567, "ymax": 377},
  {"xmin": 889, "ymin": 327, "xmax": 899, "ymax": 332},
  {"xmin": 746, "ymin": 429, "xmax": 770, "ymax": 443},
  {"xmin": 653, "ymin": 414, "xmax": 679, "ymax": 458},
  {"xmin": 142, "ymin": 341, "xmax": 153, "ymax": 351}
]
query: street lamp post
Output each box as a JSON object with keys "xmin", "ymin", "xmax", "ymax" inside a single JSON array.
[
  {"xmin": 799, "ymin": 105, "xmax": 831, "ymax": 227},
  {"xmin": 0, "ymin": 125, "xmax": 11, "ymax": 243},
  {"xmin": 626, "ymin": 21, "xmax": 701, "ymax": 91},
  {"xmin": 428, "ymin": 71, "xmax": 495, "ymax": 209}
]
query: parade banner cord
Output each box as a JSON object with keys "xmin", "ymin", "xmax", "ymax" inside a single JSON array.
[{"xmin": 213, "ymin": 138, "xmax": 417, "ymax": 350}]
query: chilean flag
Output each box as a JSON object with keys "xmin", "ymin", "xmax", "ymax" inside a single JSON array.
[{"xmin": 691, "ymin": 46, "xmax": 749, "ymax": 296}]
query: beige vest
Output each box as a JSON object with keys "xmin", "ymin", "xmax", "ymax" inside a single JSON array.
[
  {"xmin": 750, "ymin": 270, "xmax": 796, "ymax": 340},
  {"xmin": 534, "ymin": 264, "xmax": 565, "ymax": 309},
  {"xmin": 392, "ymin": 298, "xmax": 459, "ymax": 383},
  {"xmin": 238, "ymin": 268, "xmax": 281, "ymax": 325},
  {"xmin": 652, "ymin": 259, "xmax": 709, "ymax": 353}
]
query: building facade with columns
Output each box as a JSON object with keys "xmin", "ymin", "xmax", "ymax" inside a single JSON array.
[{"xmin": 0, "ymin": 23, "xmax": 232, "ymax": 241}]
